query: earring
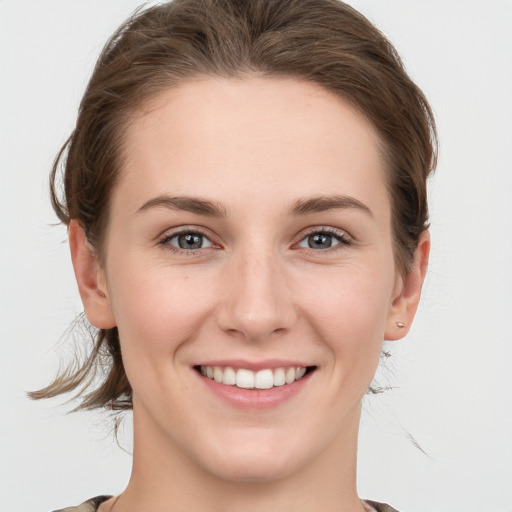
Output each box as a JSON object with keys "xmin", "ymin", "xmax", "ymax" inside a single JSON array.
[{"xmin": 395, "ymin": 321, "xmax": 406, "ymax": 328}]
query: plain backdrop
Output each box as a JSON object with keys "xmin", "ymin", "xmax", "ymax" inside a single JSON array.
[{"xmin": 1, "ymin": 1, "xmax": 511, "ymax": 511}]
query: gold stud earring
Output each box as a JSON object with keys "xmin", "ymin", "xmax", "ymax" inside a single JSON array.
[{"xmin": 395, "ymin": 321, "xmax": 406, "ymax": 328}]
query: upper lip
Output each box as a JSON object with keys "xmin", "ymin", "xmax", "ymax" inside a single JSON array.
[{"xmin": 194, "ymin": 359, "xmax": 314, "ymax": 371}]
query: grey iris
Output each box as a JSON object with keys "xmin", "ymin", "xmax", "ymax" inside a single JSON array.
[
  {"xmin": 178, "ymin": 233, "xmax": 203, "ymax": 249},
  {"xmin": 308, "ymin": 233, "xmax": 332, "ymax": 249}
]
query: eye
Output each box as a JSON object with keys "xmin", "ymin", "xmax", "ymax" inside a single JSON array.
[
  {"xmin": 297, "ymin": 228, "xmax": 351, "ymax": 250},
  {"xmin": 161, "ymin": 230, "xmax": 214, "ymax": 251}
]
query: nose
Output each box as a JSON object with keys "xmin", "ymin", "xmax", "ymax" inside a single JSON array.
[{"xmin": 216, "ymin": 248, "xmax": 297, "ymax": 342}]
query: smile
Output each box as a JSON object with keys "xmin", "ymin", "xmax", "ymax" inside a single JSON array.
[{"xmin": 197, "ymin": 365, "xmax": 314, "ymax": 390}]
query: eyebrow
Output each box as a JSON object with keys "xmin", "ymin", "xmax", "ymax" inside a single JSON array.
[
  {"xmin": 136, "ymin": 195, "xmax": 226, "ymax": 217},
  {"xmin": 290, "ymin": 195, "xmax": 373, "ymax": 217},
  {"xmin": 136, "ymin": 193, "xmax": 372, "ymax": 218}
]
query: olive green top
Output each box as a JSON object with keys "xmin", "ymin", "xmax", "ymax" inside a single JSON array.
[{"xmin": 53, "ymin": 496, "xmax": 400, "ymax": 512}]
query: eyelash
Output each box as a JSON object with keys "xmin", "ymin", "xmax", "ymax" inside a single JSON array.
[
  {"xmin": 294, "ymin": 227, "xmax": 353, "ymax": 253},
  {"xmin": 158, "ymin": 227, "xmax": 216, "ymax": 255},
  {"xmin": 157, "ymin": 226, "xmax": 352, "ymax": 255}
]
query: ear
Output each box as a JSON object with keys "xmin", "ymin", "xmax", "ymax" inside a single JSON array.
[
  {"xmin": 385, "ymin": 230, "xmax": 430, "ymax": 340},
  {"xmin": 68, "ymin": 219, "xmax": 116, "ymax": 329}
]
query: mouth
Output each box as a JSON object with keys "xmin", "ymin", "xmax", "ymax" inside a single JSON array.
[{"xmin": 194, "ymin": 365, "xmax": 317, "ymax": 390}]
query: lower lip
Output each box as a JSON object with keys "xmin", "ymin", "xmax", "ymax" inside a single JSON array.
[{"xmin": 197, "ymin": 371, "xmax": 314, "ymax": 410}]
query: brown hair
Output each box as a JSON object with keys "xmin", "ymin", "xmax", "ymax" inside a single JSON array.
[{"xmin": 31, "ymin": 0, "xmax": 437, "ymax": 411}]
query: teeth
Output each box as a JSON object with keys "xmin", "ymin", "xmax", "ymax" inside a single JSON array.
[
  {"xmin": 295, "ymin": 367, "xmax": 307, "ymax": 380},
  {"xmin": 199, "ymin": 365, "xmax": 310, "ymax": 389},
  {"xmin": 222, "ymin": 366, "xmax": 236, "ymax": 385},
  {"xmin": 254, "ymin": 369, "xmax": 274, "ymax": 389},
  {"xmin": 236, "ymin": 369, "xmax": 255, "ymax": 389},
  {"xmin": 213, "ymin": 366, "xmax": 223, "ymax": 383},
  {"xmin": 285, "ymin": 367, "xmax": 296, "ymax": 384},
  {"xmin": 273, "ymin": 368, "xmax": 286, "ymax": 386}
]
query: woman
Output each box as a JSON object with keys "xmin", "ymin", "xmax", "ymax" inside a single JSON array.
[{"xmin": 32, "ymin": 0, "xmax": 437, "ymax": 510}]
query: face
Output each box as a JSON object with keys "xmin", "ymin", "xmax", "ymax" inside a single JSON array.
[{"xmin": 73, "ymin": 77, "xmax": 426, "ymax": 483}]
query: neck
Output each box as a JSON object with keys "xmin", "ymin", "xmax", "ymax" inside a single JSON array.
[{"xmin": 118, "ymin": 402, "xmax": 364, "ymax": 512}]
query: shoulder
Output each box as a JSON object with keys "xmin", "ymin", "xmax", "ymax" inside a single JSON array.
[
  {"xmin": 364, "ymin": 500, "xmax": 401, "ymax": 512},
  {"xmin": 52, "ymin": 496, "xmax": 112, "ymax": 512},
  {"xmin": 52, "ymin": 496, "xmax": 398, "ymax": 512}
]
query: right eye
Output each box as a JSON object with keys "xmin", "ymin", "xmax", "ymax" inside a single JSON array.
[{"xmin": 160, "ymin": 230, "xmax": 214, "ymax": 252}]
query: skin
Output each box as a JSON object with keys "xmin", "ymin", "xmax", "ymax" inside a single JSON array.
[{"xmin": 69, "ymin": 77, "xmax": 429, "ymax": 512}]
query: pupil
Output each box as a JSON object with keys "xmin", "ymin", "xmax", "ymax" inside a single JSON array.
[
  {"xmin": 179, "ymin": 233, "xmax": 202, "ymax": 249},
  {"xmin": 309, "ymin": 233, "xmax": 332, "ymax": 249}
]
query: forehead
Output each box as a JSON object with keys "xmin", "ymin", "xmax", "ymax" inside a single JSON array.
[{"xmin": 115, "ymin": 76, "xmax": 388, "ymax": 216}]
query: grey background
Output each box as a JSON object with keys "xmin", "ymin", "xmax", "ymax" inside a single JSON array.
[{"xmin": 1, "ymin": 1, "xmax": 511, "ymax": 510}]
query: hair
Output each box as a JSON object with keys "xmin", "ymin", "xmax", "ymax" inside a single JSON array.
[{"xmin": 30, "ymin": 0, "xmax": 437, "ymax": 412}]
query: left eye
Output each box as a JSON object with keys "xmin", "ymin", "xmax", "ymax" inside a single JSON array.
[
  {"xmin": 166, "ymin": 232, "xmax": 213, "ymax": 250},
  {"xmin": 297, "ymin": 231, "xmax": 346, "ymax": 250}
]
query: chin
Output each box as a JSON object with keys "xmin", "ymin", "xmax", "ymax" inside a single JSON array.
[
  {"xmin": 204, "ymin": 452, "xmax": 301, "ymax": 484},
  {"xmin": 192, "ymin": 430, "xmax": 307, "ymax": 484}
]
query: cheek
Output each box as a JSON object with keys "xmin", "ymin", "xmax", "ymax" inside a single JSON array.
[
  {"xmin": 299, "ymin": 263, "xmax": 395, "ymax": 366},
  {"xmin": 108, "ymin": 265, "xmax": 216, "ymax": 361}
]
